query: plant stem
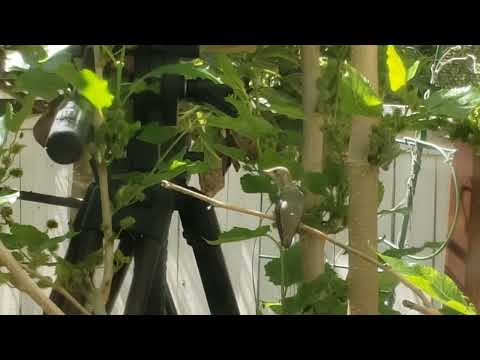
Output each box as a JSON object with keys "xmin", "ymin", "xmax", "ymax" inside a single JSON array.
[
  {"xmin": 161, "ymin": 180, "xmax": 434, "ymax": 310},
  {"xmin": 402, "ymin": 300, "xmax": 442, "ymax": 315},
  {"xmin": 92, "ymin": 46, "xmax": 114, "ymax": 311},
  {"xmin": 280, "ymin": 247, "xmax": 286, "ymax": 306}
]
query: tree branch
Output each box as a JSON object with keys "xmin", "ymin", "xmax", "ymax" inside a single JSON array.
[
  {"xmin": 402, "ymin": 300, "xmax": 442, "ymax": 315},
  {"xmin": 92, "ymin": 46, "xmax": 115, "ymax": 311},
  {"xmin": 161, "ymin": 180, "xmax": 435, "ymax": 310},
  {"xmin": 0, "ymin": 242, "xmax": 64, "ymax": 315}
]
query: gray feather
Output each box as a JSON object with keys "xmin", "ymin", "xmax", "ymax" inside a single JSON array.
[{"xmin": 276, "ymin": 184, "xmax": 304, "ymax": 248}]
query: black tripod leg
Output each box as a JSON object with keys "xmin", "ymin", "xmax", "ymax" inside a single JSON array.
[
  {"xmin": 124, "ymin": 206, "xmax": 174, "ymax": 315},
  {"xmin": 124, "ymin": 235, "xmax": 170, "ymax": 314},
  {"xmin": 106, "ymin": 232, "xmax": 136, "ymax": 314},
  {"xmin": 49, "ymin": 229, "xmax": 103, "ymax": 315},
  {"xmin": 178, "ymin": 190, "xmax": 240, "ymax": 315},
  {"xmin": 145, "ymin": 255, "xmax": 177, "ymax": 315}
]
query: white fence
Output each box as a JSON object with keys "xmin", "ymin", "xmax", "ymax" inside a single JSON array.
[{"xmin": 0, "ymin": 119, "xmax": 454, "ymax": 314}]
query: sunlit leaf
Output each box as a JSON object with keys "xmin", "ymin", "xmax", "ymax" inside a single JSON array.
[
  {"xmin": 407, "ymin": 60, "xmax": 420, "ymax": 81},
  {"xmin": 379, "ymin": 254, "xmax": 477, "ymax": 315},
  {"xmin": 77, "ymin": 69, "xmax": 114, "ymax": 111},
  {"xmin": 339, "ymin": 63, "xmax": 383, "ymax": 117},
  {"xmin": 386, "ymin": 45, "xmax": 407, "ymax": 92}
]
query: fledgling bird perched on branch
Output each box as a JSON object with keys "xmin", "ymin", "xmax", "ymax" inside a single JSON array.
[{"xmin": 264, "ymin": 166, "xmax": 305, "ymax": 248}]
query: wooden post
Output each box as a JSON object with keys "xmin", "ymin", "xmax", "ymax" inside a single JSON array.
[
  {"xmin": 445, "ymin": 142, "xmax": 480, "ymax": 311},
  {"xmin": 301, "ymin": 45, "xmax": 325, "ymax": 281},
  {"xmin": 346, "ymin": 45, "xmax": 380, "ymax": 315}
]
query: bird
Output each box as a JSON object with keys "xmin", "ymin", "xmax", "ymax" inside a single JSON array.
[{"xmin": 264, "ymin": 166, "xmax": 305, "ymax": 248}]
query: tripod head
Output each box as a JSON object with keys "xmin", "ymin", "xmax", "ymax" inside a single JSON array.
[{"xmin": 35, "ymin": 45, "xmax": 238, "ymax": 165}]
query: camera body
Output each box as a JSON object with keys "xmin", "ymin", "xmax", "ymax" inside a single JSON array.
[{"xmin": 41, "ymin": 45, "xmax": 236, "ymax": 169}]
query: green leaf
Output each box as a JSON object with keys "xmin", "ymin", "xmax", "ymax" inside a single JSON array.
[
  {"xmin": 281, "ymin": 130, "xmax": 302, "ymax": 146},
  {"xmin": 264, "ymin": 242, "xmax": 303, "ymax": 287},
  {"xmin": 261, "ymin": 301, "xmax": 283, "ymax": 315},
  {"xmin": 77, "ymin": 69, "xmax": 114, "ymax": 111},
  {"xmin": 304, "ymin": 172, "xmax": 329, "ymax": 194},
  {"xmin": 386, "ymin": 45, "xmax": 407, "ymax": 92},
  {"xmin": 379, "ymin": 254, "xmax": 477, "ymax": 315},
  {"xmin": 282, "ymin": 265, "xmax": 347, "ymax": 315},
  {"xmin": 0, "ymin": 189, "xmax": 19, "ymax": 206},
  {"xmin": 379, "ymin": 271, "xmax": 400, "ymax": 293},
  {"xmin": 207, "ymin": 98, "xmax": 278, "ymax": 140},
  {"xmin": 213, "ymin": 143, "xmax": 247, "ymax": 162},
  {"xmin": 14, "ymin": 45, "xmax": 49, "ymax": 65},
  {"xmin": 40, "ymin": 52, "xmax": 84, "ymax": 88},
  {"xmin": 381, "ymin": 241, "xmax": 443, "ymax": 258},
  {"xmin": 137, "ymin": 124, "xmax": 179, "ymax": 145},
  {"xmin": 407, "ymin": 60, "xmax": 420, "ymax": 81},
  {"xmin": 113, "ymin": 249, "xmax": 132, "ymax": 273},
  {"xmin": 6, "ymin": 94, "xmax": 35, "ymax": 131},
  {"xmin": 147, "ymin": 63, "xmax": 220, "ymax": 83},
  {"xmin": 258, "ymin": 88, "xmax": 304, "ymax": 119},
  {"xmin": 257, "ymin": 148, "xmax": 302, "ymax": 180},
  {"xmin": 256, "ymin": 46, "xmax": 299, "ymax": 66},
  {"xmin": 0, "ymin": 224, "xmax": 68, "ymax": 252},
  {"xmin": 37, "ymin": 278, "xmax": 53, "ymax": 289},
  {"xmin": 119, "ymin": 216, "xmax": 136, "ymax": 229},
  {"xmin": 304, "ymin": 165, "xmax": 345, "ymax": 195},
  {"xmin": 425, "ymin": 86, "xmax": 480, "ymax": 120},
  {"xmin": 339, "ymin": 63, "xmax": 383, "ymax": 117},
  {"xmin": 206, "ymin": 225, "xmax": 271, "ymax": 246},
  {"xmin": 379, "ymin": 303, "xmax": 401, "ymax": 315},
  {"xmin": 0, "ymin": 103, "xmax": 12, "ymax": 148},
  {"xmin": 214, "ymin": 55, "xmax": 246, "ymax": 97},
  {"xmin": 240, "ymin": 174, "xmax": 277, "ymax": 194},
  {"xmin": 15, "ymin": 68, "xmax": 67, "ymax": 100}
]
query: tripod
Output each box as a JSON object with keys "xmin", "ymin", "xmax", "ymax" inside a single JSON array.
[{"xmin": 25, "ymin": 45, "xmax": 241, "ymax": 315}]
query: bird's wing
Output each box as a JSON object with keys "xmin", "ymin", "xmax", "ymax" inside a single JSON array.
[{"xmin": 277, "ymin": 186, "xmax": 304, "ymax": 247}]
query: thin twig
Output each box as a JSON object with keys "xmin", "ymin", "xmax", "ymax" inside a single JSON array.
[
  {"xmin": 161, "ymin": 180, "xmax": 434, "ymax": 310},
  {"xmin": 21, "ymin": 264, "xmax": 91, "ymax": 315},
  {"xmin": 92, "ymin": 46, "xmax": 114, "ymax": 309},
  {"xmin": 402, "ymin": 300, "xmax": 442, "ymax": 315},
  {"xmin": 53, "ymin": 286, "xmax": 91, "ymax": 315}
]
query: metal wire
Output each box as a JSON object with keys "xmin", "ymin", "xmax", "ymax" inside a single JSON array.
[{"xmin": 381, "ymin": 137, "xmax": 460, "ymax": 261}]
